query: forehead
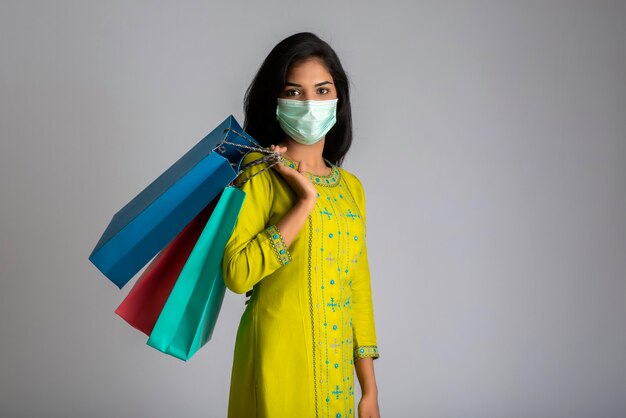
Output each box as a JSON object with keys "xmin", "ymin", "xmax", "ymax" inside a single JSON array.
[{"xmin": 285, "ymin": 57, "xmax": 333, "ymax": 82}]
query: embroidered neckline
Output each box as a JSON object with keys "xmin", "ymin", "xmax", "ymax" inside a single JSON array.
[{"xmin": 280, "ymin": 155, "xmax": 341, "ymax": 187}]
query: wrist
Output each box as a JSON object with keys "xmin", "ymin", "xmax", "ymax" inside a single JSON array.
[
  {"xmin": 362, "ymin": 386, "xmax": 379, "ymax": 398},
  {"xmin": 298, "ymin": 195, "xmax": 317, "ymax": 210}
]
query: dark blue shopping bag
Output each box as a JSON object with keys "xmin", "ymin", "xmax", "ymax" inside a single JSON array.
[{"xmin": 89, "ymin": 115, "xmax": 257, "ymax": 289}]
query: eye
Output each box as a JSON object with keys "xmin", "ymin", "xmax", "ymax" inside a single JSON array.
[
  {"xmin": 285, "ymin": 89, "xmax": 300, "ymax": 97},
  {"xmin": 318, "ymin": 87, "xmax": 330, "ymax": 94}
]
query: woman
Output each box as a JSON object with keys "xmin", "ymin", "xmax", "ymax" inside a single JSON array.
[{"xmin": 222, "ymin": 32, "xmax": 381, "ymax": 418}]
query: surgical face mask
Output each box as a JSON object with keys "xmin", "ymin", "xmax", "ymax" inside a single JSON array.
[{"xmin": 275, "ymin": 98, "xmax": 339, "ymax": 145}]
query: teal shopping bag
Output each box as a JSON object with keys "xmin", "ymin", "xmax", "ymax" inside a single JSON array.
[{"xmin": 146, "ymin": 185, "xmax": 246, "ymax": 361}]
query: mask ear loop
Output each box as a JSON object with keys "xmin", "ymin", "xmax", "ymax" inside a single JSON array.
[{"xmin": 218, "ymin": 127, "xmax": 284, "ymax": 187}]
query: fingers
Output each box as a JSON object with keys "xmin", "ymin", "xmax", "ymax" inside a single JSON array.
[
  {"xmin": 270, "ymin": 144, "xmax": 287, "ymax": 153},
  {"xmin": 297, "ymin": 159, "xmax": 306, "ymax": 174},
  {"xmin": 270, "ymin": 144, "xmax": 289, "ymax": 169},
  {"xmin": 270, "ymin": 145, "xmax": 282, "ymax": 166},
  {"xmin": 270, "ymin": 144, "xmax": 296, "ymax": 172}
]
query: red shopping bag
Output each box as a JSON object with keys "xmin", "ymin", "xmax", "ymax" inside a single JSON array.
[{"xmin": 114, "ymin": 195, "xmax": 220, "ymax": 336}]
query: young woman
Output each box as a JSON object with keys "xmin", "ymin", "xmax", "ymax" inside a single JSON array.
[{"xmin": 222, "ymin": 32, "xmax": 381, "ymax": 418}]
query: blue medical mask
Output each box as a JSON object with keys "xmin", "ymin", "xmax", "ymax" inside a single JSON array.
[{"xmin": 275, "ymin": 98, "xmax": 339, "ymax": 145}]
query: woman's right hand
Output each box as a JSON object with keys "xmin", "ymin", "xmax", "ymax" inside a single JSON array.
[{"xmin": 270, "ymin": 144, "xmax": 318, "ymax": 205}]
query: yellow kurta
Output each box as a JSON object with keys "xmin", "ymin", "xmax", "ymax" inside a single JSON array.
[{"xmin": 222, "ymin": 150, "xmax": 379, "ymax": 418}]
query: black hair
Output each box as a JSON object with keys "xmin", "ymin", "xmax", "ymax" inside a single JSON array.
[{"xmin": 243, "ymin": 32, "xmax": 353, "ymax": 166}]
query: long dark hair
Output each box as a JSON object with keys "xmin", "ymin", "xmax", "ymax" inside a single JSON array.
[{"xmin": 243, "ymin": 32, "xmax": 353, "ymax": 166}]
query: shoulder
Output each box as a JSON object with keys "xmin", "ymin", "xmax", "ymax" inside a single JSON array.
[
  {"xmin": 338, "ymin": 166, "xmax": 365, "ymax": 191},
  {"xmin": 235, "ymin": 150, "xmax": 275, "ymax": 188},
  {"xmin": 338, "ymin": 166, "xmax": 366, "ymax": 206},
  {"xmin": 241, "ymin": 150, "xmax": 266, "ymax": 166}
]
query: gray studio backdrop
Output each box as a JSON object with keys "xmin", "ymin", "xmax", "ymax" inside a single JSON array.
[{"xmin": 1, "ymin": 1, "xmax": 625, "ymax": 417}]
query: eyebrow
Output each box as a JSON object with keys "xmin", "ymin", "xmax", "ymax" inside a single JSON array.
[{"xmin": 284, "ymin": 81, "xmax": 334, "ymax": 87}]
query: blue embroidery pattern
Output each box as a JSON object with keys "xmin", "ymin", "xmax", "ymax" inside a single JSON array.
[
  {"xmin": 354, "ymin": 345, "xmax": 379, "ymax": 361},
  {"xmin": 264, "ymin": 224, "xmax": 292, "ymax": 266},
  {"xmin": 280, "ymin": 155, "xmax": 341, "ymax": 187},
  {"xmin": 282, "ymin": 164, "xmax": 379, "ymax": 418}
]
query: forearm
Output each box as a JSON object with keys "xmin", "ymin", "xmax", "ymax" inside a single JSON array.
[
  {"xmin": 275, "ymin": 197, "xmax": 316, "ymax": 247},
  {"xmin": 355, "ymin": 357, "xmax": 378, "ymax": 396}
]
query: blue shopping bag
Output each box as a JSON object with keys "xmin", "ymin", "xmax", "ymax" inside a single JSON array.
[
  {"xmin": 146, "ymin": 186, "xmax": 246, "ymax": 361},
  {"xmin": 89, "ymin": 115, "xmax": 256, "ymax": 289}
]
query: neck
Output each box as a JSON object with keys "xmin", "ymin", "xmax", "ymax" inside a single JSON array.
[{"xmin": 277, "ymin": 136, "xmax": 330, "ymax": 172}]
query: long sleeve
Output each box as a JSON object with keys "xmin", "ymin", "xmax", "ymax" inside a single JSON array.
[
  {"xmin": 349, "ymin": 175, "xmax": 380, "ymax": 362},
  {"xmin": 222, "ymin": 151, "xmax": 292, "ymax": 295}
]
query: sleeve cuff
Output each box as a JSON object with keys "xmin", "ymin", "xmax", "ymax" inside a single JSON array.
[
  {"xmin": 264, "ymin": 224, "xmax": 292, "ymax": 266},
  {"xmin": 354, "ymin": 345, "xmax": 380, "ymax": 361}
]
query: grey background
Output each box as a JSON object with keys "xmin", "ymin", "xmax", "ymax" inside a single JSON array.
[{"xmin": 1, "ymin": 1, "xmax": 625, "ymax": 417}]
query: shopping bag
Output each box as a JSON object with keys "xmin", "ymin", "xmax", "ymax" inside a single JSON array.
[
  {"xmin": 114, "ymin": 195, "xmax": 219, "ymax": 336},
  {"xmin": 146, "ymin": 185, "xmax": 246, "ymax": 361},
  {"xmin": 89, "ymin": 115, "xmax": 256, "ymax": 289}
]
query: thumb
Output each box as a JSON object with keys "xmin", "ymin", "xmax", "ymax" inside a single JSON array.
[{"xmin": 297, "ymin": 160, "xmax": 306, "ymax": 174}]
